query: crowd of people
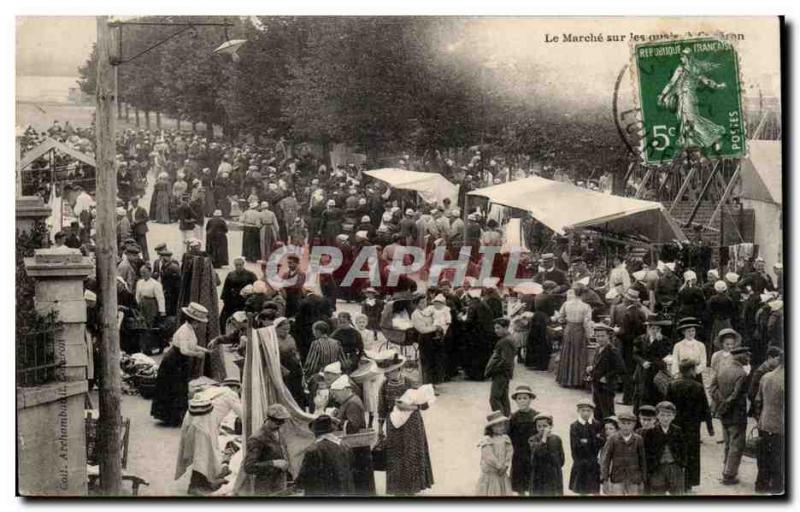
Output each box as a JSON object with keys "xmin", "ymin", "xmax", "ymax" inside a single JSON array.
[{"xmin": 29, "ymin": 122, "xmax": 783, "ymax": 497}]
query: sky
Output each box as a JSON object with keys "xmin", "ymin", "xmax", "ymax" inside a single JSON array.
[
  {"xmin": 17, "ymin": 16, "xmax": 96, "ymax": 77},
  {"xmin": 15, "ymin": 15, "xmax": 781, "ymax": 106}
]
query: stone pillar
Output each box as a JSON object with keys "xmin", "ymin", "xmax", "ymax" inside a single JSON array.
[
  {"xmin": 16, "ymin": 196, "xmax": 52, "ymax": 237},
  {"xmin": 24, "ymin": 249, "xmax": 94, "ymax": 381},
  {"xmin": 19, "ymin": 249, "xmax": 94, "ymax": 496}
]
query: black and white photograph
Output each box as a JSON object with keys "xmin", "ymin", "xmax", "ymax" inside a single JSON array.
[{"xmin": 13, "ymin": 13, "xmax": 785, "ymax": 498}]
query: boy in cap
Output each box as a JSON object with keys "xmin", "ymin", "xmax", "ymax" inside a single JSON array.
[
  {"xmin": 484, "ymin": 318, "xmax": 517, "ymax": 416},
  {"xmin": 508, "ymin": 385, "xmax": 539, "ymax": 494},
  {"xmin": 587, "ymin": 323, "xmax": 625, "ymax": 422},
  {"xmin": 643, "ymin": 401, "xmax": 686, "ymax": 495},
  {"xmin": 242, "ymin": 404, "xmax": 292, "ymax": 495},
  {"xmin": 568, "ymin": 399, "xmax": 603, "ymax": 495},
  {"xmin": 600, "ymin": 411, "xmax": 646, "ymax": 495},
  {"xmin": 636, "ymin": 405, "xmax": 657, "ymax": 434}
]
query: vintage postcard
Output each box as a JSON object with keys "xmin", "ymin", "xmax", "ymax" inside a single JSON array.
[{"xmin": 15, "ymin": 16, "xmax": 783, "ymax": 498}]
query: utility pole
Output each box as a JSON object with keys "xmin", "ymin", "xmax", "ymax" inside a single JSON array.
[{"xmin": 94, "ymin": 15, "xmax": 122, "ymax": 495}]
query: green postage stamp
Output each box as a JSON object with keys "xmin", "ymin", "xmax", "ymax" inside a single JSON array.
[{"xmin": 633, "ymin": 37, "xmax": 746, "ymax": 165}]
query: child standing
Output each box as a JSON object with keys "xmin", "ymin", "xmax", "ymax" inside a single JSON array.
[
  {"xmin": 636, "ymin": 405, "xmax": 657, "ymax": 434},
  {"xmin": 354, "ymin": 313, "xmax": 379, "ymax": 353},
  {"xmin": 599, "ymin": 416, "xmax": 620, "ymax": 495},
  {"xmin": 508, "ymin": 385, "xmax": 539, "ymax": 495},
  {"xmin": 643, "ymin": 401, "xmax": 686, "ymax": 495},
  {"xmin": 529, "ymin": 413, "xmax": 565, "ymax": 496},
  {"xmin": 568, "ymin": 399, "xmax": 603, "ymax": 495},
  {"xmin": 476, "ymin": 411, "xmax": 514, "ymax": 496},
  {"xmin": 600, "ymin": 411, "xmax": 647, "ymax": 495},
  {"xmin": 361, "ymin": 287, "xmax": 385, "ymax": 337}
]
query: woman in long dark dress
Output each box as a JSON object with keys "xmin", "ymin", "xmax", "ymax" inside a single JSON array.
[
  {"xmin": 149, "ymin": 173, "xmax": 172, "ymax": 224},
  {"xmin": 275, "ymin": 317, "xmax": 307, "ymax": 409},
  {"xmin": 529, "ymin": 414, "xmax": 565, "ymax": 496},
  {"xmin": 555, "ymin": 289, "xmax": 593, "ymax": 388},
  {"xmin": 205, "ymin": 210, "xmax": 229, "ymax": 268},
  {"xmin": 150, "ymin": 303, "xmax": 212, "ymax": 426},
  {"xmin": 240, "ymin": 202, "xmax": 262, "ymax": 263},
  {"xmin": 378, "ymin": 356, "xmax": 434, "ymax": 496},
  {"xmin": 525, "ymin": 308, "xmax": 552, "ymax": 370}
]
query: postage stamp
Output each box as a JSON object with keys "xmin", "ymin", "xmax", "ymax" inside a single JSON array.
[{"xmin": 633, "ymin": 37, "xmax": 746, "ymax": 165}]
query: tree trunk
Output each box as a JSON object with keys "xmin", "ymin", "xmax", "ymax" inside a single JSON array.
[
  {"xmin": 124, "ymin": 103, "xmax": 129, "ymax": 122},
  {"xmin": 134, "ymin": 107, "xmax": 140, "ymax": 127},
  {"xmin": 156, "ymin": 111, "xmax": 162, "ymax": 130},
  {"xmin": 192, "ymin": 121, "xmax": 197, "ymax": 133},
  {"xmin": 144, "ymin": 110, "xmax": 151, "ymax": 130},
  {"xmin": 177, "ymin": 116, "xmax": 182, "ymax": 132},
  {"xmin": 206, "ymin": 117, "xmax": 214, "ymax": 141}
]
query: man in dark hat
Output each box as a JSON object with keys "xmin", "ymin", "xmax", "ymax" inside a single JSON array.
[
  {"xmin": 535, "ymin": 253, "xmax": 568, "ymax": 293},
  {"xmin": 665, "ymin": 359, "xmax": 713, "ymax": 492},
  {"xmin": 295, "ymin": 415, "xmax": 355, "ymax": 496},
  {"xmin": 712, "ymin": 346, "xmax": 751, "ymax": 485},
  {"xmin": 748, "ymin": 346, "xmax": 783, "ymax": 416},
  {"xmin": 587, "ymin": 323, "xmax": 625, "ymax": 422},
  {"xmin": 616, "ymin": 288, "xmax": 648, "ymax": 405},
  {"xmin": 484, "ymin": 318, "xmax": 517, "ymax": 417},
  {"xmin": 129, "ymin": 195, "xmax": 150, "ymax": 261},
  {"xmin": 281, "ymin": 253, "xmax": 306, "ymax": 318},
  {"xmin": 632, "ymin": 316, "xmax": 673, "ymax": 415},
  {"xmin": 242, "ymin": 404, "xmax": 291, "ymax": 496}
]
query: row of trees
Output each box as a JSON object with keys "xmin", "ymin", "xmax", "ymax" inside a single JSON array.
[{"xmin": 78, "ymin": 16, "xmax": 630, "ymax": 172}]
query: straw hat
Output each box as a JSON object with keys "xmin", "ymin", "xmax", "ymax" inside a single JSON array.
[
  {"xmin": 330, "ymin": 375, "xmax": 352, "ymax": 391},
  {"xmin": 322, "ymin": 361, "xmax": 342, "ymax": 375},
  {"xmin": 182, "ymin": 302, "xmax": 209, "ymax": 323},
  {"xmin": 715, "ymin": 328, "xmax": 742, "ymax": 347},
  {"xmin": 266, "ymin": 403, "xmax": 291, "ymax": 421},
  {"xmin": 624, "ymin": 288, "xmax": 640, "ymax": 301},
  {"xmin": 485, "ymin": 411, "xmax": 510, "ymax": 428},
  {"xmin": 676, "ymin": 317, "xmax": 701, "ymax": 332},
  {"xmin": 714, "ymin": 280, "xmax": 728, "ymax": 292},
  {"xmin": 188, "ymin": 397, "xmax": 213, "ymax": 416},
  {"xmin": 510, "ymin": 384, "xmax": 536, "ymax": 400},
  {"xmin": 350, "ymin": 359, "xmax": 380, "ymax": 383},
  {"xmin": 725, "ymin": 272, "xmax": 740, "ymax": 284},
  {"xmin": 375, "ymin": 351, "xmax": 406, "ymax": 374}
]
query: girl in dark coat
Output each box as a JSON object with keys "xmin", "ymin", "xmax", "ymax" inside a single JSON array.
[
  {"xmin": 529, "ymin": 413, "xmax": 565, "ymax": 496},
  {"xmin": 568, "ymin": 400, "xmax": 603, "ymax": 494}
]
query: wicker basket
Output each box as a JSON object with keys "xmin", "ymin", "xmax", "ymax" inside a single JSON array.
[{"xmin": 332, "ymin": 428, "xmax": 377, "ymax": 449}]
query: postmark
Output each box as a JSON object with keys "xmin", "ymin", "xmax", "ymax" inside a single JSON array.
[{"xmin": 632, "ymin": 37, "xmax": 746, "ymax": 165}]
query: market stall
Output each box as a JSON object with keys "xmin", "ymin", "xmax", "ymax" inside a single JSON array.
[
  {"xmin": 468, "ymin": 176, "xmax": 687, "ymax": 244},
  {"xmin": 363, "ymin": 168, "xmax": 459, "ymax": 207}
]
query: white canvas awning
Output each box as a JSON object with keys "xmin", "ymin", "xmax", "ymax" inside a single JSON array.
[
  {"xmin": 363, "ymin": 168, "xmax": 459, "ymax": 206},
  {"xmin": 469, "ymin": 176, "xmax": 686, "ymax": 243},
  {"xmin": 740, "ymin": 140, "xmax": 781, "ymax": 206},
  {"xmin": 19, "ymin": 137, "xmax": 96, "ymax": 170}
]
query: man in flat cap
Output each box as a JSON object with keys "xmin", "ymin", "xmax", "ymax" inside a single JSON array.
[
  {"xmin": 242, "ymin": 404, "xmax": 292, "ymax": 495},
  {"xmin": 711, "ymin": 346, "xmax": 751, "ymax": 485}
]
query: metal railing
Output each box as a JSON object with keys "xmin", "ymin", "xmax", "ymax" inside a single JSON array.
[{"xmin": 16, "ymin": 325, "xmax": 63, "ymax": 387}]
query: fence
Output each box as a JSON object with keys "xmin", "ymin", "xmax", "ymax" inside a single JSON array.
[{"xmin": 16, "ymin": 324, "xmax": 63, "ymax": 387}]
